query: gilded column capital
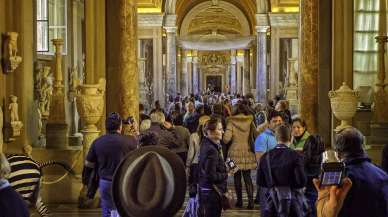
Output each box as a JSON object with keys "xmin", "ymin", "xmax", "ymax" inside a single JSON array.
[{"xmin": 164, "ymin": 26, "xmax": 177, "ymax": 33}]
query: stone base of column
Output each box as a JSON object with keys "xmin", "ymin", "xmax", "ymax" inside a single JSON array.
[
  {"xmin": 78, "ymin": 128, "xmax": 100, "ymax": 209},
  {"xmin": 286, "ymin": 86, "xmax": 298, "ymax": 114},
  {"xmin": 46, "ymin": 123, "xmax": 69, "ymax": 149},
  {"xmin": 81, "ymin": 129, "xmax": 100, "ymax": 159},
  {"xmin": 370, "ymin": 122, "xmax": 388, "ymax": 144},
  {"xmin": 69, "ymin": 133, "xmax": 83, "ymax": 146}
]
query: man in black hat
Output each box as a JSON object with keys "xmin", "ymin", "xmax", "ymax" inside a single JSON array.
[
  {"xmin": 334, "ymin": 127, "xmax": 388, "ymax": 217},
  {"xmin": 84, "ymin": 112, "xmax": 138, "ymax": 217}
]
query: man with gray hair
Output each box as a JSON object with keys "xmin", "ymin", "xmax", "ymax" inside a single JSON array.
[
  {"xmin": 141, "ymin": 111, "xmax": 179, "ymax": 149},
  {"xmin": 334, "ymin": 127, "xmax": 388, "ymax": 217},
  {"xmin": 0, "ymin": 153, "xmax": 29, "ymax": 217}
]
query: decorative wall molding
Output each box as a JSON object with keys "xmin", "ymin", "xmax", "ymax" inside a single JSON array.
[
  {"xmin": 138, "ymin": 14, "xmax": 164, "ymax": 27},
  {"xmin": 164, "ymin": 14, "xmax": 177, "ymax": 27},
  {"xmin": 269, "ymin": 13, "xmax": 299, "ymax": 27}
]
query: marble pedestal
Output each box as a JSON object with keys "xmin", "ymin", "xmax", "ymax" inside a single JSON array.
[
  {"xmin": 286, "ymin": 86, "xmax": 298, "ymax": 114},
  {"xmin": 46, "ymin": 123, "xmax": 69, "ymax": 149},
  {"xmin": 32, "ymin": 147, "xmax": 83, "ymax": 203},
  {"xmin": 370, "ymin": 122, "xmax": 388, "ymax": 144}
]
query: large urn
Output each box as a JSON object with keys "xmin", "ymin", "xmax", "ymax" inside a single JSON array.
[
  {"xmin": 76, "ymin": 79, "xmax": 105, "ymax": 132},
  {"xmin": 329, "ymin": 82, "xmax": 359, "ymax": 132}
]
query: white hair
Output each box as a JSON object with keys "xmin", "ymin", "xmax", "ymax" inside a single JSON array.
[
  {"xmin": 150, "ymin": 112, "xmax": 165, "ymax": 124},
  {"xmin": 140, "ymin": 119, "xmax": 151, "ymax": 132},
  {"xmin": 0, "ymin": 153, "xmax": 10, "ymax": 179}
]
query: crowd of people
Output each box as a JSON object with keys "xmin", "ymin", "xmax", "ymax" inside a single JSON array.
[{"xmin": 1, "ymin": 91, "xmax": 388, "ymax": 217}]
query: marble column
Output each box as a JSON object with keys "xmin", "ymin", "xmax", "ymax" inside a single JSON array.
[
  {"xmin": 237, "ymin": 56, "xmax": 243, "ymax": 94},
  {"xmin": 256, "ymin": 26, "xmax": 269, "ymax": 102},
  {"xmin": 243, "ymin": 49, "xmax": 250, "ymax": 95},
  {"xmin": 193, "ymin": 54, "xmax": 199, "ymax": 95},
  {"xmin": 85, "ymin": 0, "xmax": 95, "ymax": 83},
  {"xmin": 181, "ymin": 51, "xmax": 189, "ymax": 97},
  {"xmin": 46, "ymin": 39, "xmax": 68, "ymax": 149},
  {"xmin": 165, "ymin": 27, "xmax": 177, "ymax": 98},
  {"xmin": 230, "ymin": 50, "xmax": 237, "ymax": 94},
  {"xmin": 299, "ymin": 0, "xmax": 319, "ymax": 133},
  {"xmin": 119, "ymin": 0, "xmax": 138, "ymax": 120}
]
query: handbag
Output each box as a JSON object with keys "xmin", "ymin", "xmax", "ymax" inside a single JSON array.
[{"xmin": 212, "ymin": 184, "xmax": 236, "ymax": 210}]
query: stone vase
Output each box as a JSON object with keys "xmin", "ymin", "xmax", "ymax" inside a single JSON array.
[
  {"xmin": 76, "ymin": 79, "xmax": 105, "ymax": 209},
  {"xmin": 329, "ymin": 82, "xmax": 359, "ymax": 132},
  {"xmin": 76, "ymin": 79, "xmax": 105, "ymax": 158}
]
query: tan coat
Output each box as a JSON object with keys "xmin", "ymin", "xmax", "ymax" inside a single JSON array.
[{"xmin": 223, "ymin": 114, "xmax": 256, "ymax": 170}]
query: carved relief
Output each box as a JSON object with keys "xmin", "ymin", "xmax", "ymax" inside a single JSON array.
[
  {"xmin": 35, "ymin": 66, "xmax": 53, "ymax": 119},
  {"xmin": 2, "ymin": 32, "xmax": 22, "ymax": 74},
  {"xmin": 198, "ymin": 51, "xmax": 230, "ymax": 66}
]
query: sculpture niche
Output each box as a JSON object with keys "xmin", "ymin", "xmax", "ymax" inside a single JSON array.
[{"xmin": 2, "ymin": 32, "xmax": 22, "ymax": 74}]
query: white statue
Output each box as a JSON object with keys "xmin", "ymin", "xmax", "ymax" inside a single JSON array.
[
  {"xmin": 3, "ymin": 32, "xmax": 22, "ymax": 73},
  {"xmin": 9, "ymin": 95, "xmax": 19, "ymax": 122}
]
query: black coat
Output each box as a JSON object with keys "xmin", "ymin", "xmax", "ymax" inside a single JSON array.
[
  {"xmin": 0, "ymin": 185, "xmax": 29, "ymax": 217},
  {"xmin": 339, "ymin": 155, "xmax": 388, "ymax": 217},
  {"xmin": 258, "ymin": 144, "xmax": 306, "ymax": 188},
  {"xmin": 198, "ymin": 137, "xmax": 228, "ymax": 193}
]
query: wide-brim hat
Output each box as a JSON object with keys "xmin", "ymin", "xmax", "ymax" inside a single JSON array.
[{"xmin": 112, "ymin": 146, "xmax": 186, "ymax": 217}]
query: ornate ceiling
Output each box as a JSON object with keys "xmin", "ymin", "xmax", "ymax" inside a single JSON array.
[
  {"xmin": 180, "ymin": 1, "xmax": 251, "ymax": 36},
  {"xmin": 188, "ymin": 5, "xmax": 242, "ymax": 35},
  {"xmin": 176, "ymin": 0, "xmax": 256, "ymax": 34},
  {"xmin": 136, "ymin": 0, "xmax": 300, "ymax": 14}
]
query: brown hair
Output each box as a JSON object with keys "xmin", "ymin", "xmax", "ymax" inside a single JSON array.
[
  {"xmin": 204, "ymin": 117, "xmax": 220, "ymax": 132},
  {"xmin": 275, "ymin": 124, "xmax": 291, "ymax": 143},
  {"xmin": 292, "ymin": 117, "xmax": 307, "ymax": 129}
]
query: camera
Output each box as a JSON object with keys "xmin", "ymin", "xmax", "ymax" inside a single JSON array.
[
  {"xmin": 123, "ymin": 116, "xmax": 134, "ymax": 125},
  {"xmin": 319, "ymin": 150, "xmax": 345, "ymax": 187},
  {"xmin": 225, "ymin": 158, "xmax": 238, "ymax": 173}
]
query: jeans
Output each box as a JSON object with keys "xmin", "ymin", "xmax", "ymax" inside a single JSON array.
[
  {"xmin": 99, "ymin": 179, "xmax": 119, "ymax": 217},
  {"xmin": 199, "ymin": 190, "xmax": 222, "ymax": 217},
  {"xmin": 305, "ymin": 186, "xmax": 318, "ymax": 217}
]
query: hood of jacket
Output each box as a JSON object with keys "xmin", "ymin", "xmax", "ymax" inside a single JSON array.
[{"xmin": 226, "ymin": 114, "xmax": 253, "ymax": 132}]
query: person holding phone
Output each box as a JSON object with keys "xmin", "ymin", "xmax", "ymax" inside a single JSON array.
[
  {"xmin": 334, "ymin": 127, "xmax": 388, "ymax": 217},
  {"xmin": 313, "ymin": 178, "xmax": 352, "ymax": 217}
]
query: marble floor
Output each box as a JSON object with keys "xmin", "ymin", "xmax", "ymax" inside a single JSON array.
[
  {"xmin": 31, "ymin": 204, "xmax": 260, "ymax": 217},
  {"xmin": 31, "ymin": 175, "xmax": 261, "ymax": 216}
]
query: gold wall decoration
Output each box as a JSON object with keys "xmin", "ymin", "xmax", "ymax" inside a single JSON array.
[
  {"xmin": 198, "ymin": 52, "xmax": 230, "ymax": 65},
  {"xmin": 1, "ymin": 32, "xmax": 22, "ymax": 74},
  {"xmin": 137, "ymin": 0, "xmax": 162, "ymax": 13},
  {"xmin": 271, "ymin": 0, "xmax": 300, "ymax": 12}
]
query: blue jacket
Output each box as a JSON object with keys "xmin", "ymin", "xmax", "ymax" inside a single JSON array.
[
  {"xmin": 339, "ymin": 154, "xmax": 388, "ymax": 217},
  {"xmin": 254, "ymin": 128, "xmax": 277, "ymax": 153},
  {"xmin": 198, "ymin": 137, "xmax": 228, "ymax": 193}
]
